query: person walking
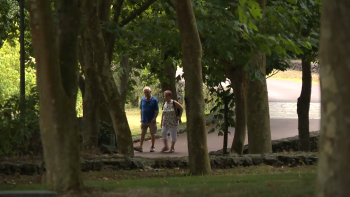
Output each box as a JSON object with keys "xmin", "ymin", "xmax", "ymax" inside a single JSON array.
[
  {"xmin": 161, "ymin": 90, "xmax": 183, "ymax": 153},
  {"xmin": 134, "ymin": 87, "xmax": 159, "ymax": 152}
]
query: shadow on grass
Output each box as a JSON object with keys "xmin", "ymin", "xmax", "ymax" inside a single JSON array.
[{"xmin": 0, "ymin": 166, "xmax": 317, "ymax": 197}]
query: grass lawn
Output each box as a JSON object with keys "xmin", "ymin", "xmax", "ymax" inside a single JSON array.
[
  {"xmin": 0, "ymin": 165, "xmax": 317, "ymax": 197},
  {"xmin": 126, "ymin": 108, "xmax": 187, "ymax": 136},
  {"xmin": 268, "ymin": 70, "xmax": 320, "ymax": 85}
]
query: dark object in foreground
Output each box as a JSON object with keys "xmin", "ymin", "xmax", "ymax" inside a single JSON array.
[{"xmin": 0, "ymin": 191, "xmax": 57, "ymax": 197}]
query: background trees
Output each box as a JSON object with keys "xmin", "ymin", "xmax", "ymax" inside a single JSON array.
[{"xmin": 0, "ymin": 0, "xmax": 332, "ymax": 194}]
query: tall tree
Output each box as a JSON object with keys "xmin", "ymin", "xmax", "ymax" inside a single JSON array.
[
  {"xmin": 80, "ymin": 31, "xmax": 101, "ymax": 148},
  {"xmin": 296, "ymin": 0, "xmax": 321, "ymax": 152},
  {"xmin": 297, "ymin": 55, "xmax": 311, "ymax": 151},
  {"xmin": 245, "ymin": 0, "xmax": 272, "ymax": 154},
  {"xmin": 175, "ymin": 0, "xmax": 211, "ymax": 175},
  {"xmin": 160, "ymin": 52, "xmax": 178, "ymax": 101},
  {"xmin": 80, "ymin": 0, "xmax": 156, "ymax": 152},
  {"xmin": 224, "ymin": 62, "xmax": 247, "ymax": 155},
  {"xmin": 28, "ymin": 0, "xmax": 83, "ymax": 193},
  {"xmin": 79, "ymin": 0, "xmax": 113, "ymax": 149},
  {"xmin": 19, "ymin": 0, "xmax": 25, "ymax": 121},
  {"xmin": 83, "ymin": 0, "xmax": 135, "ymax": 155},
  {"xmin": 224, "ymin": 2, "xmax": 247, "ymax": 155},
  {"xmin": 317, "ymin": 1, "xmax": 350, "ymax": 196}
]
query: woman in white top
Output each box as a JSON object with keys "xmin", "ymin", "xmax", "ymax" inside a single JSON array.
[{"xmin": 160, "ymin": 90, "xmax": 183, "ymax": 153}]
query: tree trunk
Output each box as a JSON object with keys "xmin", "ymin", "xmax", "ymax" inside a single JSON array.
[
  {"xmin": 246, "ymin": 53, "xmax": 272, "ymax": 154},
  {"xmin": 160, "ymin": 64, "xmax": 178, "ymax": 101},
  {"xmin": 224, "ymin": 63, "xmax": 247, "ymax": 155},
  {"xmin": 317, "ymin": 1, "xmax": 350, "ymax": 196},
  {"xmin": 80, "ymin": 32, "xmax": 100, "ymax": 149},
  {"xmin": 84, "ymin": 0, "xmax": 134, "ymax": 156},
  {"xmin": 175, "ymin": 0, "xmax": 211, "ymax": 175},
  {"xmin": 159, "ymin": 53, "xmax": 178, "ymax": 101},
  {"xmin": 245, "ymin": 0, "xmax": 272, "ymax": 154},
  {"xmin": 297, "ymin": 57, "xmax": 311, "ymax": 151},
  {"xmin": 119, "ymin": 56, "xmax": 130, "ymax": 110},
  {"xmin": 223, "ymin": 97, "xmax": 229, "ymax": 154},
  {"xmin": 28, "ymin": 0, "xmax": 83, "ymax": 193}
]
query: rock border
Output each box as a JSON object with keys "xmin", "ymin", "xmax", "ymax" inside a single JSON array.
[
  {"xmin": 210, "ymin": 131, "xmax": 320, "ymax": 155},
  {"xmin": 0, "ymin": 152, "xmax": 318, "ymax": 176}
]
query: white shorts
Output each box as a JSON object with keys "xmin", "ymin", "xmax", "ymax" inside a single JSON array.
[{"xmin": 162, "ymin": 126, "xmax": 178, "ymax": 142}]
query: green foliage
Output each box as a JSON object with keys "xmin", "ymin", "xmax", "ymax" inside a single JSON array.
[
  {"xmin": 0, "ymin": 0, "xmax": 34, "ymax": 63},
  {"xmin": 0, "ymin": 86, "xmax": 41, "ymax": 156},
  {"xmin": 0, "ymin": 0, "xmax": 19, "ymax": 48},
  {"xmin": 0, "ymin": 39, "xmax": 36, "ymax": 104},
  {"xmin": 207, "ymin": 85, "xmax": 235, "ymax": 136},
  {"xmin": 124, "ymin": 67, "xmax": 163, "ymax": 108},
  {"xmin": 76, "ymin": 89, "xmax": 83, "ymax": 117}
]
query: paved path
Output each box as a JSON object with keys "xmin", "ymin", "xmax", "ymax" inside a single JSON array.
[
  {"xmin": 267, "ymin": 79, "xmax": 320, "ymax": 102},
  {"xmin": 134, "ymin": 79, "xmax": 321, "ymax": 158},
  {"xmin": 269, "ymin": 102, "xmax": 320, "ymax": 119}
]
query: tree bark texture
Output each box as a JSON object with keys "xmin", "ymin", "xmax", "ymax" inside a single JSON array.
[
  {"xmin": 224, "ymin": 62, "xmax": 247, "ymax": 155},
  {"xmin": 175, "ymin": 0, "xmax": 211, "ymax": 175},
  {"xmin": 246, "ymin": 53, "xmax": 272, "ymax": 154},
  {"xmin": 119, "ymin": 56, "xmax": 130, "ymax": 110},
  {"xmin": 223, "ymin": 98, "xmax": 229, "ymax": 154},
  {"xmin": 160, "ymin": 63, "xmax": 178, "ymax": 101},
  {"xmin": 84, "ymin": 0, "xmax": 134, "ymax": 156},
  {"xmin": 297, "ymin": 57, "xmax": 311, "ymax": 151},
  {"xmin": 317, "ymin": 1, "xmax": 350, "ymax": 196},
  {"xmin": 80, "ymin": 32, "xmax": 101, "ymax": 148},
  {"xmin": 28, "ymin": 0, "xmax": 83, "ymax": 193},
  {"xmin": 245, "ymin": 0, "xmax": 272, "ymax": 154}
]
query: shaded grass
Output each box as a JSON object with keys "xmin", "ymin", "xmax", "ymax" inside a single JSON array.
[
  {"xmin": 269, "ymin": 70, "xmax": 320, "ymax": 85},
  {"xmin": 0, "ymin": 165, "xmax": 317, "ymax": 197}
]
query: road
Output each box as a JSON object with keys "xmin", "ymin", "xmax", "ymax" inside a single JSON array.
[{"xmin": 134, "ymin": 79, "xmax": 321, "ymax": 158}]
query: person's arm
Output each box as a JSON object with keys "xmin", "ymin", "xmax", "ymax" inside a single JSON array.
[
  {"xmin": 140, "ymin": 100, "xmax": 142, "ymax": 122},
  {"xmin": 152, "ymin": 99, "xmax": 160, "ymax": 123},
  {"xmin": 160, "ymin": 112, "xmax": 164, "ymax": 128},
  {"xmin": 174, "ymin": 101, "xmax": 183, "ymax": 120},
  {"xmin": 152, "ymin": 110, "xmax": 159, "ymax": 123}
]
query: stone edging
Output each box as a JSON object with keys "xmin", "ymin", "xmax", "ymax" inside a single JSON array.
[
  {"xmin": 0, "ymin": 153, "xmax": 318, "ymax": 176},
  {"xmin": 210, "ymin": 131, "xmax": 320, "ymax": 155}
]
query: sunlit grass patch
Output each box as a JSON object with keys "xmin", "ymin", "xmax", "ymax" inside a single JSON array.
[{"xmin": 268, "ymin": 70, "xmax": 320, "ymax": 85}]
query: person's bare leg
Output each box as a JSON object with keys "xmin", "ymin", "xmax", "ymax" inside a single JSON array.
[
  {"xmin": 170, "ymin": 142, "xmax": 176, "ymax": 152},
  {"xmin": 140, "ymin": 131, "xmax": 146, "ymax": 147},
  {"xmin": 162, "ymin": 139, "xmax": 169, "ymax": 152},
  {"xmin": 150, "ymin": 133, "xmax": 155, "ymax": 147}
]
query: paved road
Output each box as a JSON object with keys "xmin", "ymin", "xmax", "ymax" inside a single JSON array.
[
  {"xmin": 267, "ymin": 79, "xmax": 320, "ymax": 102},
  {"xmin": 134, "ymin": 79, "xmax": 321, "ymax": 157}
]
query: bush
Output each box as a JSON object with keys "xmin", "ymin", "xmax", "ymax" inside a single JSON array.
[{"xmin": 0, "ymin": 86, "xmax": 42, "ymax": 157}]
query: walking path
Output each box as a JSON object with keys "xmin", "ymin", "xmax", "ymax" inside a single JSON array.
[
  {"xmin": 134, "ymin": 79, "xmax": 321, "ymax": 158},
  {"xmin": 269, "ymin": 102, "xmax": 320, "ymax": 119}
]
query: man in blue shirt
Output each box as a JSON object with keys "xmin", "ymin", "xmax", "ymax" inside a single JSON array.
[{"xmin": 134, "ymin": 87, "xmax": 159, "ymax": 152}]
